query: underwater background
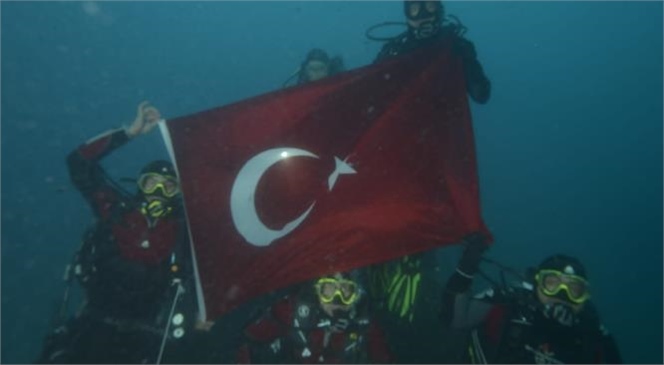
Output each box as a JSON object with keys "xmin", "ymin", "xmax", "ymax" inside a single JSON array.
[{"xmin": 2, "ymin": 1, "xmax": 662, "ymax": 363}]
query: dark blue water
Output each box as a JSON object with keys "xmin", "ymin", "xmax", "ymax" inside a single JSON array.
[{"xmin": 2, "ymin": 2, "xmax": 661, "ymax": 363}]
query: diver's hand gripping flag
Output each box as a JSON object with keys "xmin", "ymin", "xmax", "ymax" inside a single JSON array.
[{"xmin": 163, "ymin": 39, "xmax": 491, "ymax": 321}]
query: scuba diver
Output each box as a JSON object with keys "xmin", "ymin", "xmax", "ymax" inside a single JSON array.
[
  {"xmin": 440, "ymin": 234, "xmax": 623, "ymax": 363},
  {"xmin": 236, "ymin": 270, "xmax": 392, "ymax": 364},
  {"xmin": 283, "ymin": 48, "xmax": 345, "ymax": 87},
  {"xmin": 36, "ymin": 101, "xmax": 196, "ymax": 364},
  {"xmin": 371, "ymin": 0, "xmax": 491, "ymax": 104}
]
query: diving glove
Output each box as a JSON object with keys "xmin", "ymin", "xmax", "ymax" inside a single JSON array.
[{"xmin": 457, "ymin": 232, "xmax": 489, "ymax": 277}]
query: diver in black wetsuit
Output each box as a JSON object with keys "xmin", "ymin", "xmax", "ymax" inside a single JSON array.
[
  {"xmin": 36, "ymin": 102, "xmax": 196, "ymax": 364},
  {"xmin": 374, "ymin": 0, "xmax": 491, "ymax": 104},
  {"xmin": 440, "ymin": 235, "xmax": 623, "ymax": 363}
]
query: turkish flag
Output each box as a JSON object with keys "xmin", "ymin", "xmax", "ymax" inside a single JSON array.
[{"xmin": 164, "ymin": 39, "xmax": 490, "ymax": 321}]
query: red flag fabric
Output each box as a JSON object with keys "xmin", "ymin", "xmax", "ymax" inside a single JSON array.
[{"xmin": 165, "ymin": 39, "xmax": 490, "ymax": 321}]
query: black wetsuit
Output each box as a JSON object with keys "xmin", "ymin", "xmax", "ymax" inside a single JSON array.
[
  {"xmin": 375, "ymin": 26, "xmax": 491, "ymax": 105},
  {"xmin": 440, "ymin": 272, "xmax": 623, "ymax": 363},
  {"xmin": 37, "ymin": 129, "xmax": 193, "ymax": 364}
]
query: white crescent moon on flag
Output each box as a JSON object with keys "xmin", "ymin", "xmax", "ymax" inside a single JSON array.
[{"xmin": 230, "ymin": 148, "xmax": 319, "ymax": 247}]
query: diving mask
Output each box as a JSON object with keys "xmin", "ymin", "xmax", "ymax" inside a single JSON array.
[
  {"xmin": 405, "ymin": 1, "xmax": 441, "ymax": 21},
  {"xmin": 137, "ymin": 172, "xmax": 180, "ymax": 198},
  {"xmin": 536, "ymin": 269, "xmax": 590, "ymax": 304},
  {"xmin": 405, "ymin": 1, "xmax": 441, "ymax": 39},
  {"xmin": 315, "ymin": 277, "xmax": 360, "ymax": 306}
]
